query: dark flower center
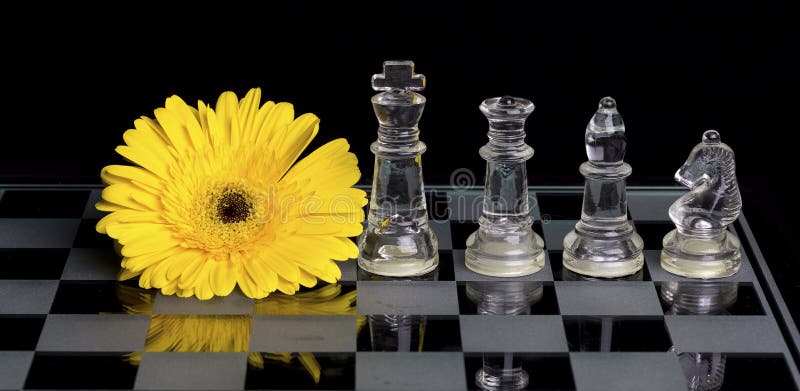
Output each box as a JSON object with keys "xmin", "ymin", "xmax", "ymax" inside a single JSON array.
[{"xmin": 216, "ymin": 190, "xmax": 252, "ymax": 224}]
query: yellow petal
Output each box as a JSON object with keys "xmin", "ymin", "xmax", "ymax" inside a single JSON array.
[
  {"xmin": 154, "ymin": 107, "xmax": 192, "ymax": 156},
  {"xmin": 274, "ymin": 113, "xmax": 319, "ymax": 177},
  {"xmin": 261, "ymin": 250, "xmax": 299, "ymax": 283},
  {"xmin": 276, "ymin": 276, "xmax": 298, "ymax": 295},
  {"xmin": 210, "ymin": 261, "xmax": 237, "ymax": 297},
  {"xmin": 244, "ymin": 256, "xmax": 277, "ymax": 293},
  {"xmin": 101, "ymin": 165, "xmax": 163, "ymax": 189},
  {"xmin": 259, "ymin": 102, "xmax": 294, "ymax": 147},
  {"xmin": 297, "ymin": 267, "xmax": 318, "ymax": 288}
]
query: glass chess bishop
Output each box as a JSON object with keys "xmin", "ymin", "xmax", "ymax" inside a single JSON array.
[
  {"xmin": 661, "ymin": 130, "xmax": 742, "ymax": 278},
  {"xmin": 562, "ymin": 97, "xmax": 644, "ymax": 277}
]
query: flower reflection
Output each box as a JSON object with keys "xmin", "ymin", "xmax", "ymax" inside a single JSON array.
[{"xmin": 117, "ymin": 282, "xmax": 359, "ymax": 384}]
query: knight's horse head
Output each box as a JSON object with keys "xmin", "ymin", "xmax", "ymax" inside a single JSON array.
[{"xmin": 675, "ymin": 130, "xmax": 734, "ymax": 189}]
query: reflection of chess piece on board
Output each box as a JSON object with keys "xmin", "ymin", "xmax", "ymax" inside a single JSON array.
[
  {"xmin": 358, "ymin": 60, "xmax": 438, "ymax": 277},
  {"xmin": 660, "ymin": 281, "xmax": 738, "ymax": 315},
  {"xmin": 562, "ymin": 267, "xmax": 643, "ymax": 282},
  {"xmin": 562, "ymin": 97, "xmax": 644, "ymax": 278},
  {"xmin": 367, "ymin": 314, "xmax": 426, "ymax": 352},
  {"xmin": 465, "ymin": 96, "xmax": 545, "ymax": 277},
  {"xmin": 661, "ymin": 130, "xmax": 742, "ymax": 279},
  {"xmin": 466, "ymin": 281, "xmax": 543, "ymax": 390},
  {"xmin": 465, "ymin": 281, "xmax": 543, "ymax": 315},
  {"xmin": 662, "ymin": 281, "xmax": 737, "ymax": 390}
]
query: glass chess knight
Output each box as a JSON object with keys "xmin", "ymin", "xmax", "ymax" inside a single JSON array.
[
  {"xmin": 562, "ymin": 97, "xmax": 644, "ymax": 277},
  {"xmin": 661, "ymin": 130, "xmax": 742, "ymax": 278}
]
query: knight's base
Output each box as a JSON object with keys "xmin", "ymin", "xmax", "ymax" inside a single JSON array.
[
  {"xmin": 660, "ymin": 229, "xmax": 741, "ymax": 279},
  {"xmin": 464, "ymin": 229, "xmax": 545, "ymax": 277}
]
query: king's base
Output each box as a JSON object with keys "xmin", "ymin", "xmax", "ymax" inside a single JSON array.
[
  {"xmin": 465, "ymin": 229, "xmax": 545, "ymax": 277},
  {"xmin": 562, "ymin": 252, "xmax": 644, "ymax": 278},
  {"xmin": 660, "ymin": 229, "xmax": 741, "ymax": 279},
  {"xmin": 358, "ymin": 255, "xmax": 439, "ymax": 277},
  {"xmin": 357, "ymin": 224, "xmax": 439, "ymax": 277}
]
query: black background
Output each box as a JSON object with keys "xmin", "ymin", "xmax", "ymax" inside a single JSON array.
[{"xmin": 3, "ymin": 4, "xmax": 799, "ymax": 318}]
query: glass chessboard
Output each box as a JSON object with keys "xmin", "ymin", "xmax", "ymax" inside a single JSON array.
[{"xmin": 0, "ymin": 185, "xmax": 797, "ymax": 390}]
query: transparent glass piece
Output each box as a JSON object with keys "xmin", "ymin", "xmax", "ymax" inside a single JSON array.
[
  {"xmin": 367, "ymin": 314, "xmax": 427, "ymax": 352},
  {"xmin": 661, "ymin": 130, "xmax": 742, "ymax": 278},
  {"xmin": 465, "ymin": 96, "xmax": 545, "ymax": 277},
  {"xmin": 358, "ymin": 61, "xmax": 438, "ymax": 276},
  {"xmin": 663, "ymin": 280, "xmax": 737, "ymax": 390},
  {"xmin": 465, "ymin": 281, "xmax": 540, "ymax": 391},
  {"xmin": 475, "ymin": 353, "xmax": 529, "ymax": 391},
  {"xmin": 563, "ymin": 97, "xmax": 644, "ymax": 277},
  {"xmin": 465, "ymin": 281, "xmax": 543, "ymax": 315}
]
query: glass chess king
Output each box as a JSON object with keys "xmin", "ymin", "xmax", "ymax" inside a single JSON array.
[
  {"xmin": 562, "ymin": 97, "xmax": 644, "ymax": 277},
  {"xmin": 357, "ymin": 61, "xmax": 439, "ymax": 276}
]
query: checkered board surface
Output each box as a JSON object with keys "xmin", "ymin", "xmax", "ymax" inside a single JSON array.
[{"xmin": 1, "ymin": 185, "xmax": 798, "ymax": 390}]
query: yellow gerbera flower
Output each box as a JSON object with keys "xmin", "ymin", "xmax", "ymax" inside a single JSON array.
[{"xmin": 96, "ymin": 88, "xmax": 367, "ymax": 300}]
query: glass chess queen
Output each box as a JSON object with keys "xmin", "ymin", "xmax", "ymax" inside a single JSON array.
[
  {"xmin": 661, "ymin": 130, "xmax": 742, "ymax": 278},
  {"xmin": 357, "ymin": 61, "xmax": 439, "ymax": 276},
  {"xmin": 464, "ymin": 96, "xmax": 545, "ymax": 277}
]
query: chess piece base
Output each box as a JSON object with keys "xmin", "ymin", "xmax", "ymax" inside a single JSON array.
[
  {"xmin": 562, "ymin": 226, "xmax": 644, "ymax": 278},
  {"xmin": 465, "ymin": 229, "xmax": 545, "ymax": 277},
  {"xmin": 357, "ymin": 223, "xmax": 439, "ymax": 277},
  {"xmin": 660, "ymin": 229, "xmax": 741, "ymax": 279},
  {"xmin": 475, "ymin": 356, "xmax": 529, "ymax": 391}
]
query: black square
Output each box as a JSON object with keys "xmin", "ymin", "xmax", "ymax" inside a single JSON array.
[
  {"xmin": 533, "ymin": 221, "xmax": 545, "ymax": 246},
  {"xmin": 717, "ymin": 354, "xmax": 798, "ymax": 390},
  {"xmin": 450, "ymin": 221, "xmax": 478, "ymax": 250},
  {"xmin": 563, "ymin": 316, "xmax": 672, "ymax": 352},
  {"xmin": 437, "ymin": 250, "xmax": 455, "ymax": 281},
  {"xmin": 464, "ymin": 353, "xmax": 576, "ymax": 391},
  {"xmin": 427, "ymin": 190, "xmax": 450, "ymax": 220},
  {"xmin": 357, "ymin": 315, "xmax": 462, "ymax": 352},
  {"xmin": 245, "ymin": 352, "xmax": 355, "ymax": 390},
  {"xmin": 656, "ymin": 282, "xmax": 765, "ymax": 315},
  {"xmin": 0, "ymin": 249, "xmax": 69, "ymax": 279},
  {"xmin": 0, "ymin": 190, "xmax": 90, "ymax": 218},
  {"xmin": 50, "ymin": 281, "xmax": 136, "ymax": 314},
  {"xmin": 25, "ymin": 352, "xmax": 138, "ymax": 389},
  {"xmin": 549, "ymin": 250, "xmax": 651, "ymax": 281},
  {"xmin": 457, "ymin": 282, "xmax": 560, "ymax": 315},
  {"xmin": 0, "ymin": 315, "xmax": 46, "ymax": 350},
  {"xmin": 632, "ymin": 222, "xmax": 674, "ymax": 250},
  {"xmin": 72, "ymin": 218, "xmax": 114, "ymax": 248},
  {"xmin": 535, "ymin": 193, "xmax": 583, "ymax": 220}
]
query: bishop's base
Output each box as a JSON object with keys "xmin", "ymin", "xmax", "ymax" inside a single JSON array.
[
  {"xmin": 660, "ymin": 229, "xmax": 741, "ymax": 279},
  {"xmin": 464, "ymin": 229, "xmax": 545, "ymax": 277}
]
